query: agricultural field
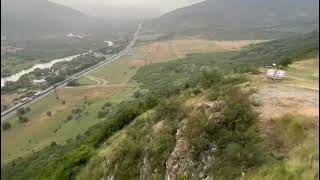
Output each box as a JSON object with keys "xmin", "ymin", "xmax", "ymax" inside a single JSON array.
[
  {"xmin": 3, "ymin": 37, "xmax": 255, "ymax": 164},
  {"xmin": 79, "ymin": 38, "xmax": 261, "ymax": 85},
  {"xmin": 1, "ymin": 30, "xmax": 319, "ymax": 180},
  {"xmin": 1, "ymin": 85, "xmax": 135, "ymax": 164}
]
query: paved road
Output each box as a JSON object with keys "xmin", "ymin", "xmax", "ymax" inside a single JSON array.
[{"xmin": 1, "ymin": 23, "xmax": 142, "ymax": 122}]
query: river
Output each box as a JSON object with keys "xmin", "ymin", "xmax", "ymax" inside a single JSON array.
[
  {"xmin": 1, "ymin": 40, "xmax": 115, "ymax": 87},
  {"xmin": 1, "ymin": 54, "xmax": 82, "ymax": 87}
]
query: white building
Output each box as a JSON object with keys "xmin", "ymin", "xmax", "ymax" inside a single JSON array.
[
  {"xmin": 66, "ymin": 33, "xmax": 84, "ymax": 39},
  {"xmin": 33, "ymin": 79, "xmax": 47, "ymax": 85},
  {"xmin": 266, "ymin": 69, "xmax": 286, "ymax": 80},
  {"xmin": 104, "ymin": 41, "xmax": 114, "ymax": 47}
]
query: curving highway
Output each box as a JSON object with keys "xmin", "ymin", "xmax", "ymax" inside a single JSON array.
[{"xmin": 1, "ymin": 23, "xmax": 142, "ymax": 122}]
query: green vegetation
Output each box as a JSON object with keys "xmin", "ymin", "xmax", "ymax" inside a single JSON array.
[
  {"xmin": 1, "ymin": 90, "xmax": 160, "ymax": 180},
  {"xmin": 281, "ymin": 58, "xmax": 319, "ymax": 90},
  {"xmin": 18, "ymin": 116, "xmax": 29, "ymax": 123},
  {"xmin": 67, "ymin": 80, "xmax": 80, "ymax": 87},
  {"xmin": 46, "ymin": 111, "xmax": 52, "ymax": 117},
  {"xmin": 133, "ymin": 30, "xmax": 318, "ymax": 93},
  {"xmin": 76, "ymin": 76, "xmax": 97, "ymax": 86},
  {"xmin": 1, "ymin": 69, "xmax": 268, "ymax": 179},
  {"xmin": 1, "ymin": 31, "xmax": 318, "ymax": 179},
  {"xmin": 247, "ymin": 115, "xmax": 318, "ymax": 180},
  {"xmin": 1, "ymin": 38, "xmax": 108, "ymax": 77},
  {"xmin": 279, "ymin": 57, "xmax": 293, "ymax": 67},
  {"xmin": 2, "ymin": 122, "xmax": 12, "ymax": 131},
  {"xmin": 2, "ymin": 53, "xmax": 105, "ymax": 94},
  {"xmin": 88, "ymin": 55, "xmax": 138, "ymax": 84},
  {"xmin": 147, "ymin": 0, "xmax": 318, "ymax": 40}
]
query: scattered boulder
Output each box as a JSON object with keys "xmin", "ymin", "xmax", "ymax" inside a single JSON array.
[
  {"xmin": 249, "ymin": 93, "xmax": 262, "ymax": 106},
  {"xmin": 195, "ymin": 100, "xmax": 225, "ymax": 112}
]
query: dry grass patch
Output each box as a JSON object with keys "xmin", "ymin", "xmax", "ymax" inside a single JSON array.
[
  {"xmin": 1, "ymin": 86, "xmax": 122, "ymax": 164},
  {"xmin": 136, "ymin": 38, "xmax": 226, "ymax": 63},
  {"xmin": 213, "ymin": 40, "xmax": 265, "ymax": 50}
]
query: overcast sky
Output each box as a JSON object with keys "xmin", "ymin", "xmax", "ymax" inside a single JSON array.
[{"xmin": 50, "ymin": 0, "xmax": 204, "ymax": 18}]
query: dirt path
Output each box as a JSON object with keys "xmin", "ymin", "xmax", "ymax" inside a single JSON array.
[
  {"xmin": 256, "ymin": 84, "xmax": 319, "ymax": 121},
  {"xmin": 65, "ymin": 84, "xmax": 136, "ymax": 89},
  {"xmin": 85, "ymin": 75, "xmax": 109, "ymax": 85}
]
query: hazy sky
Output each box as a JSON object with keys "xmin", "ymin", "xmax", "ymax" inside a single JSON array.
[{"xmin": 50, "ymin": 0, "xmax": 204, "ymax": 18}]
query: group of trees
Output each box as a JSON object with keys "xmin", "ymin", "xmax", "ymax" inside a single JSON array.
[
  {"xmin": 17, "ymin": 107, "xmax": 30, "ymax": 123},
  {"xmin": 2, "ymin": 53, "xmax": 106, "ymax": 95}
]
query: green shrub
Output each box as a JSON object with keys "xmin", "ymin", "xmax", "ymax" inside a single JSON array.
[
  {"xmin": 17, "ymin": 108, "xmax": 26, "ymax": 115},
  {"xmin": 67, "ymin": 80, "xmax": 80, "ymax": 87},
  {"xmin": 248, "ymin": 137, "xmax": 319, "ymax": 180},
  {"xmin": 199, "ymin": 70, "xmax": 223, "ymax": 88},
  {"xmin": 67, "ymin": 115, "xmax": 73, "ymax": 121},
  {"xmin": 269, "ymin": 114, "xmax": 316, "ymax": 150},
  {"xmin": 133, "ymin": 90, "xmax": 142, "ymax": 98},
  {"xmin": 97, "ymin": 110, "xmax": 108, "ymax": 119},
  {"xmin": 46, "ymin": 111, "xmax": 52, "ymax": 117},
  {"xmin": 279, "ymin": 57, "xmax": 293, "ymax": 67},
  {"xmin": 2, "ymin": 122, "xmax": 11, "ymax": 130},
  {"xmin": 102, "ymin": 102, "xmax": 112, "ymax": 109},
  {"xmin": 207, "ymin": 87, "xmax": 269, "ymax": 179},
  {"xmin": 18, "ymin": 116, "xmax": 29, "ymax": 123}
]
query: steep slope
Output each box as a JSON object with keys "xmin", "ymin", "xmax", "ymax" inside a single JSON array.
[
  {"xmin": 1, "ymin": 0, "xmax": 105, "ymax": 40},
  {"xmin": 1, "ymin": 30, "xmax": 318, "ymax": 180},
  {"xmin": 145, "ymin": 0, "xmax": 319, "ymax": 39}
]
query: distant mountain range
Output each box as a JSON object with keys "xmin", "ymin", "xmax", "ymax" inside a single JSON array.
[
  {"xmin": 145, "ymin": 0, "xmax": 319, "ymax": 39},
  {"xmin": 1, "ymin": 0, "xmax": 109, "ymax": 40}
]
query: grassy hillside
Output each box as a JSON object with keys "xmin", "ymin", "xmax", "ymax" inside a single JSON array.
[
  {"xmin": 145, "ymin": 0, "xmax": 319, "ymax": 40},
  {"xmin": 133, "ymin": 30, "xmax": 319, "ymax": 92},
  {"xmin": 1, "ymin": 31, "xmax": 318, "ymax": 179}
]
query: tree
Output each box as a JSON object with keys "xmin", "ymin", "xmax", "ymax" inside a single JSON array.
[
  {"xmin": 67, "ymin": 80, "xmax": 80, "ymax": 87},
  {"xmin": 18, "ymin": 116, "xmax": 29, "ymax": 123},
  {"xmin": 2, "ymin": 105, "xmax": 8, "ymax": 111},
  {"xmin": 133, "ymin": 90, "xmax": 142, "ymax": 98},
  {"xmin": 17, "ymin": 108, "xmax": 26, "ymax": 115},
  {"xmin": 46, "ymin": 111, "xmax": 52, "ymax": 117},
  {"xmin": 2, "ymin": 122, "xmax": 11, "ymax": 130},
  {"xmin": 67, "ymin": 115, "xmax": 73, "ymax": 121},
  {"xmin": 97, "ymin": 110, "xmax": 107, "ymax": 119},
  {"xmin": 279, "ymin": 57, "xmax": 293, "ymax": 67},
  {"xmin": 62, "ymin": 100, "xmax": 66, "ymax": 105}
]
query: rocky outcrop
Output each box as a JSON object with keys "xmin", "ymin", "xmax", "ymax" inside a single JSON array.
[
  {"xmin": 165, "ymin": 121, "xmax": 191, "ymax": 180},
  {"xmin": 195, "ymin": 100, "xmax": 225, "ymax": 112}
]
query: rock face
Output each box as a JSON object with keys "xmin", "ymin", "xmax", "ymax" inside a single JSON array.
[
  {"xmin": 163, "ymin": 101, "xmax": 226, "ymax": 180},
  {"xmin": 165, "ymin": 121, "xmax": 190, "ymax": 180},
  {"xmin": 141, "ymin": 120, "xmax": 165, "ymax": 180},
  {"xmin": 196, "ymin": 147, "xmax": 216, "ymax": 179},
  {"xmin": 164, "ymin": 120, "xmax": 216, "ymax": 180}
]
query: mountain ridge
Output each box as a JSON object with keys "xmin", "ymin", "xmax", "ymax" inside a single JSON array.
[
  {"xmin": 1, "ymin": 0, "xmax": 106, "ymax": 40},
  {"xmin": 145, "ymin": 0, "xmax": 319, "ymax": 39}
]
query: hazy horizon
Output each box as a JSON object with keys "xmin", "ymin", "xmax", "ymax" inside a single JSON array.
[{"xmin": 49, "ymin": 0, "xmax": 205, "ymax": 19}]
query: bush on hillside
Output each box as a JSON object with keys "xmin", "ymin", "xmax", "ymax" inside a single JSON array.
[
  {"xmin": 46, "ymin": 111, "xmax": 52, "ymax": 117},
  {"xmin": 133, "ymin": 90, "xmax": 142, "ymax": 98},
  {"xmin": 268, "ymin": 114, "xmax": 316, "ymax": 151},
  {"xmin": 279, "ymin": 57, "xmax": 293, "ymax": 67},
  {"xmin": 2, "ymin": 122, "xmax": 11, "ymax": 131},
  {"xmin": 17, "ymin": 107, "xmax": 26, "ymax": 115},
  {"xmin": 67, "ymin": 80, "xmax": 80, "ymax": 87},
  {"xmin": 18, "ymin": 116, "xmax": 29, "ymax": 123}
]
